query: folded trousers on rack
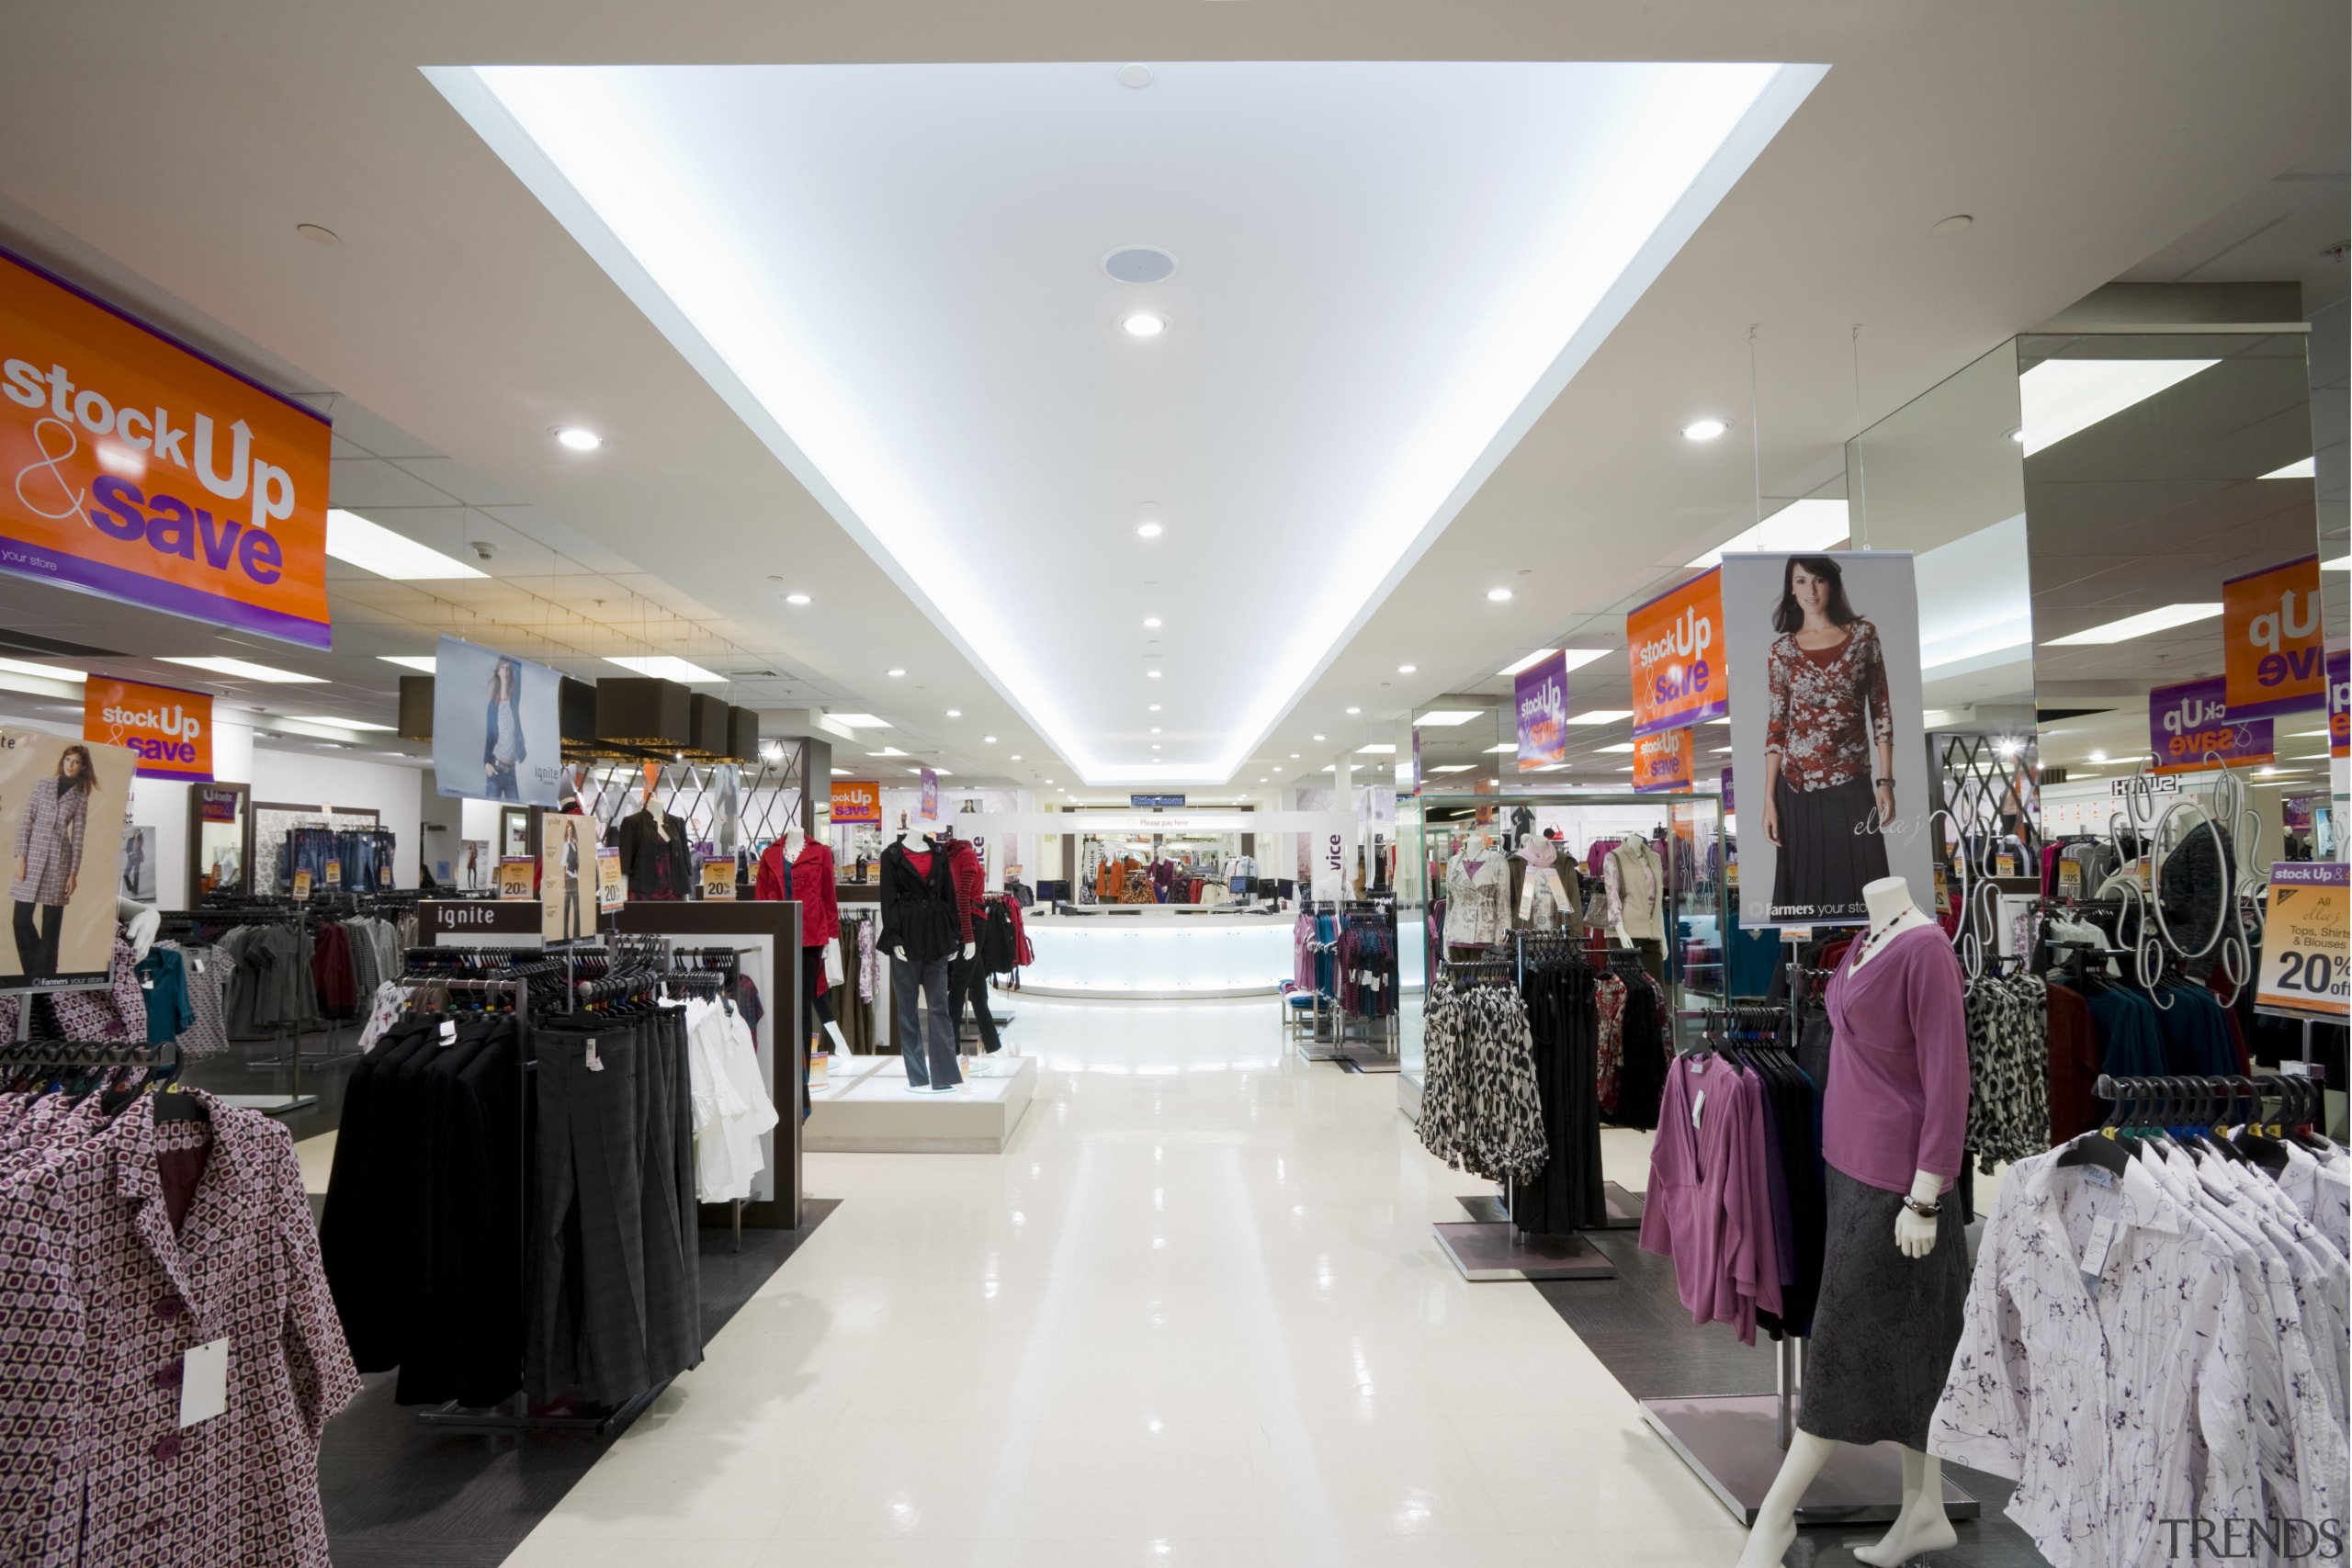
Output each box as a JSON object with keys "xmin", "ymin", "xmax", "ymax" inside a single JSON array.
[
  {"xmin": 948, "ymin": 952, "xmax": 1001, "ymax": 1054},
  {"xmin": 529, "ymin": 1015, "xmax": 652, "ymax": 1407},
  {"xmin": 890, "ymin": 954, "xmax": 961, "ymax": 1088}
]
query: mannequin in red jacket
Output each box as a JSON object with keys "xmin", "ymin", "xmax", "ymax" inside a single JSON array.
[{"xmin": 756, "ymin": 825, "xmax": 850, "ymax": 1060}]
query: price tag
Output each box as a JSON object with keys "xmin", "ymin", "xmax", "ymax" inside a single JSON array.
[
  {"xmin": 700, "ymin": 859, "xmax": 737, "ymax": 900},
  {"xmin": 1996, "ymin": 853, "xmax": 2017, "ymax": 878},
  {"xmin": 2255, "ymin": 862, "xmax": 2350, "ymax": 1021},
  {"xmin": 596, "ymin": 847, "xmax": 625, "ymax": 912},
  {"xmin": 2058, "ymin": 861, "xmax": 2082, "ymax": 898},
  {"xmin": 323, "ymin": 858, "xmax": 342, "ymax": 889},
  {"xmin": 179, "ymin": 1337, "xmax": 229, "ymax": 1427},
  {"xmin": 2077, "ymin": 1213, "xmax": 2123, "ymax": 1299},
  {"xmin": 291, "ymin": 869, "xmax": 311, "ymax": 900},
  {"xmin": 1690, "ymin": 1088, "xmax": 1705, "ymax": 1130}
]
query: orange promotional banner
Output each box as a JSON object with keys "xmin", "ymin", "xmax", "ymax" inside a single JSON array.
[
  {"xmin": 2222, "ymin": 554, "xmax": 2324, "ymax": 719},
  {"xmin": 1627, "ymin": 567, "xmax": 1725, "ymax": 737},
  {"xmin": 1631, "ymin": 726, "xmax": 1694, "ymax": 794},
  {"xmin": 84, "ymin": 678, "xmax": 212, "ymax": 781},
  {"xmin": 830, "ymin": 779, "xmax": 881, "ymax": 824},
  {"xmin": 0, "ymin": 248, "xmax": 333, "ymax": 648}
]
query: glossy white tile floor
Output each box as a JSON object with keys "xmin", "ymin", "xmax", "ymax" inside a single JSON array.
[{"xmin": 501, "ymin": 997, "xmax": 1747, "ymax": 1568}]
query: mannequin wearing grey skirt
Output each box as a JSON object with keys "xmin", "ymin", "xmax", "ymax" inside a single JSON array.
[{"xmin": 1735, "ymin": 878, "xmax": 1971, "ymax": 1568}]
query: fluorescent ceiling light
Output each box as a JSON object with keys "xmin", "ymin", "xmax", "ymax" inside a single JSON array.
[
  {"xmin": 2017, "ymin": 359, "xmax": 2219, "ymax": 457},
  {"xmin": 1689, "ymin": 497, "xmax": 1849, "ymax": 569},
  {"xmin": 1707, "ymin": 717, "xmax": 1730, "ymax": 726},
  {"xmin": 826, "ymin": 713, "xmax": 891, "ymax": 728},
  {"xmin": 1483, "ymin": 742, "xmax": 1517, "ymax": 753},
  {"xmin": 866, "ymin": 747, "xmax": 909, "ymax": 757},
  {"xmin": 1711, "ymin": 745, "xmax": 1734, "ymax": 753},
  {"xmin": 1597, "ymin": 742, "xmax": 1636, "ymax": 753},
  {"xmin": 444, "ymin": 60, "xmax": 1819, "ymax": 786},
  {"xmin": 606, "ymin": 656, "xmax": 724, "ymax": 682},
  {"xmin": 1568, "ymin": 709, "xmax": 1634, "ymax": 725},
  {"xmin": 161, "ymin": 657, "xmax": 326, "ymax": 683},
  {"xmin": 2324, "ymin": 558, "xmax": 2350, "ymax": 572},
  {"xmin": 324, "ymin": 510, "xmax": 488, "ymax": 580},
  {"xmin": 1355, "ymin": 743, "xmax": 1397, "ymax": 754},
  {"xmin": 831, "ymin": 767, "xmax": 854, "ymax": 775},
  {"xmin": 2290, "ymin": 729, "xmax": 2330, "ymax": 739},
  {"xmin": 1415, "ymin": 710, "xmax": 1482, "ymax": 727},
  {"xmin": 2259, "ymin": 457, "xmax": 2315, "ymax": 479},
  {"xmin": 1496, "ymin": 647, "xmax": 1613, "ymax": 679},
  {"xmin": 912, "ymin": 767, "xmax": 956, "ymax": 775},
  {"xmin": 288, "ymin": 716, "xmax": 395, "ymax": 731},
  {"xmin": 0, "ymin": 657, "xmax": 84, "ymax": 682},
  {"xmin": 377, "ymin": 655, "xmax": 437, "ymax": 673},
  {"xmin": 1532, "ymin": 762, "xmax": 1568, "ymax": 773},
  {"xmin": 2044, "ymin": 603, "xmax": 2222, "ymax": 646},
  {"xmin": 1430, "ymin": 763, "xmax": 1476, "ymax": 773}
]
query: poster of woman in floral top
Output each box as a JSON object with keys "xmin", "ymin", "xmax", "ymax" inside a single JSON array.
[
  {"xmin": 0, "ymin": 735, "xmax": 132, "ymax": 987},
  {"xmin": 1722, "ymin": 551, "xmax": 1934, "ymax": 926}
]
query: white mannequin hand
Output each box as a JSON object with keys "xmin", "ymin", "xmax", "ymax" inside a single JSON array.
[
  {"xmin": 964, "ymin": 941, "xmax": 977, "ymax": 960},
  {"xmin": 892, "ymin": 946, "xmax": 907, "ymax": 962},
  {"xmin": 1894, "ymin": 1169, "xmax": 1942, "ymax": 1258},
  {"xmin": 118, "ymin": 898, "xmax": 160, "ymax": 962}
]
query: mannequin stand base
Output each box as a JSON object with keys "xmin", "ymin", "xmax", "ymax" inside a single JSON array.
[
  {"xmin": 1432, "ymin": 1222, "xmax": 1617, "ymax": 1281},
  {"xmin": 1456, "ymin": 1186, "xmax": 1642, "ymax": 1230},
  {"xmin": 1639, "ymin": 1395, "xmax": 1978, "ymax": 1526}
]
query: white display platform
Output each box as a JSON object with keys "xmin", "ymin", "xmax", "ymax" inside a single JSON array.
[
  {"xmin": 805, "ymin": 1052, "xmax": 1036, "ymax": 1153},
  {"xmin": 1022, "ymin": 908, "xmax": 1294, "ymax": 998}
]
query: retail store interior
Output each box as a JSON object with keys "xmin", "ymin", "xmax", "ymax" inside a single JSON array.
[{"xmin": 0, "ymin": 7, "xmax": 2345, "ymax": 1567}]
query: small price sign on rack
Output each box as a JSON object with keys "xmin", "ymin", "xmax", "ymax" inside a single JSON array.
[{"xmin": 2255, "ymin": 861, "xmax": 2350, "ymax": 1021}]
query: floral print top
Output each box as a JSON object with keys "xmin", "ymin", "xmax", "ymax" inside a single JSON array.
[
  {"xmin": 1928, "ymin": 1149, "xmax": 2263, "ymax": 1566},
  {"xmin": 1765, "ymin": 619, "xmax": 1893, "ymax": 792}
]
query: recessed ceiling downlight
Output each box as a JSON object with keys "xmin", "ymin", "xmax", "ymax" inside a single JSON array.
[
  {"xmin": 1105, "ymin": 247, "xmax": 1178, "ymax": 285},
  {"xmin": 555, "ymin": 427, "xmax": 603, "ymax": 451},
  {"xmin": 1135, "ymin": 521, "xmax": 1163, "ymax": 538},
  {"xmin": 1121, "ymin": 311, "xmax": 1169, "ymax": 339},
  {"xmin": 1682, "ymin": 418, "xmax": 1730, "ymax": 441}
]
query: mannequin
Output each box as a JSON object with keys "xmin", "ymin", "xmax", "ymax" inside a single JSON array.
[
  {"xmin": 759, "ymin": 826, "xmax": 853, "ymax": 1062},
  {"xmin": 938, "ymin": 829, "xmax": 997, "ymax": 1072},
  {"xmin": 879, "ymin": 819, "xmax": 967, "ymax": 1093},
  {"xmin": 1442, "ymin": 833, "xmax": 1509, "ymax": 951},
  {"xmin": 1735, "ymin": 875, "xmax": 1966, "ymax": 1568},
  {"xmin": 614, "ymin": 791, "xmax": 691, "ymax": 900}
]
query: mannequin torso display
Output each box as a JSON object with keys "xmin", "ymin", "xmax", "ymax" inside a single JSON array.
[
  {"xmin": 614, "ymin": 807, "xmax": 692, "ymax": 900},
  {"xmin": 1607, "ymin": 836, "xmax": 1665, "ymax": 942},
  {"xmin": 1442, "ymin": 835, "xmax": 1509, "ymax": 947}
]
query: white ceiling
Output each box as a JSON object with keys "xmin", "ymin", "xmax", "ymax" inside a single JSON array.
[
  {"xmin": 438, "ymin": 60, "xmax": 1815, "ymax": 784},
  {"xmin": 0, "ymin": 0, "xmax": 2339, "ymax": 797}
]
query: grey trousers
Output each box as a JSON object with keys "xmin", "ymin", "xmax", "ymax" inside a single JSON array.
[
  {"xmin": 636, "ymin": 1008, "xmax": 700, "ymax": 1383},
  {"xmin": 528, "ymin": 1017, "xmax": 650, "ymax": 1406},
  {"xmin": 891, "ymin": 954, "xmax": 962, "ymax": 1088}
]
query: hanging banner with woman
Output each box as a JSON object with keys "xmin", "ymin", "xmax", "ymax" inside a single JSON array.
[
  {"xmin": 431, "ymin": 634, "xmax": 564, "ymax": 806},
  {"xmin": 0, "ymin": 734, "xmax": 133, "ymax": 989},
  {"xmin": 1721, "ymin": 550, "xmax": 1933, "ymax": 927}
]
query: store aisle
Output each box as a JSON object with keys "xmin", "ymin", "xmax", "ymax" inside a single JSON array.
[{"xmin": 500, "ymin": 996, "xmax": 1749, "ymax": 1567}]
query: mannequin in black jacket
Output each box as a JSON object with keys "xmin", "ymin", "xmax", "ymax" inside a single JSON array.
[{"xmin": 878, "ymin": 829, "xmax": 967, "ymax": 1091}]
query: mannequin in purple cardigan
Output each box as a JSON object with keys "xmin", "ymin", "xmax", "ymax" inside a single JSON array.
[{"xmin": 1735, "ymin": 874, "xmax": 1967, "ymax": 1568}]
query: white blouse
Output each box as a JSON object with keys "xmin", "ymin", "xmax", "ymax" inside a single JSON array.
[{"xmin": 1928, "ymin": 1149, "xmax": 2264, "ymax": 1567}]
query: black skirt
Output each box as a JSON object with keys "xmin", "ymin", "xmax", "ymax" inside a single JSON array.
[
  {"xmin": 1796, "ymin": 1167, "xmax": 1968, "ymax": 1450},
  {"xmin": 1770, "ymin": 774, "xmax": 1890, "ymax": 919}
]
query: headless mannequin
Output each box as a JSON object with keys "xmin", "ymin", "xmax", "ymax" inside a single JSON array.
[
  {"xmin": 786, "ymin": 828, "xmax": 853, "ymax": 1062},
  {"xmin": 888, "ymin": 826, "xmax": 978, "ymax": 964},
  {"xmin": 1735, "ymin": 877, "xmax": 1953, "ymax": 1568}
]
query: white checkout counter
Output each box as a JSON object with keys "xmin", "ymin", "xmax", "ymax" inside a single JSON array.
[{"xmin": 1022, "ymin": 902, "xmax": 1295, "ymax": 998}]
